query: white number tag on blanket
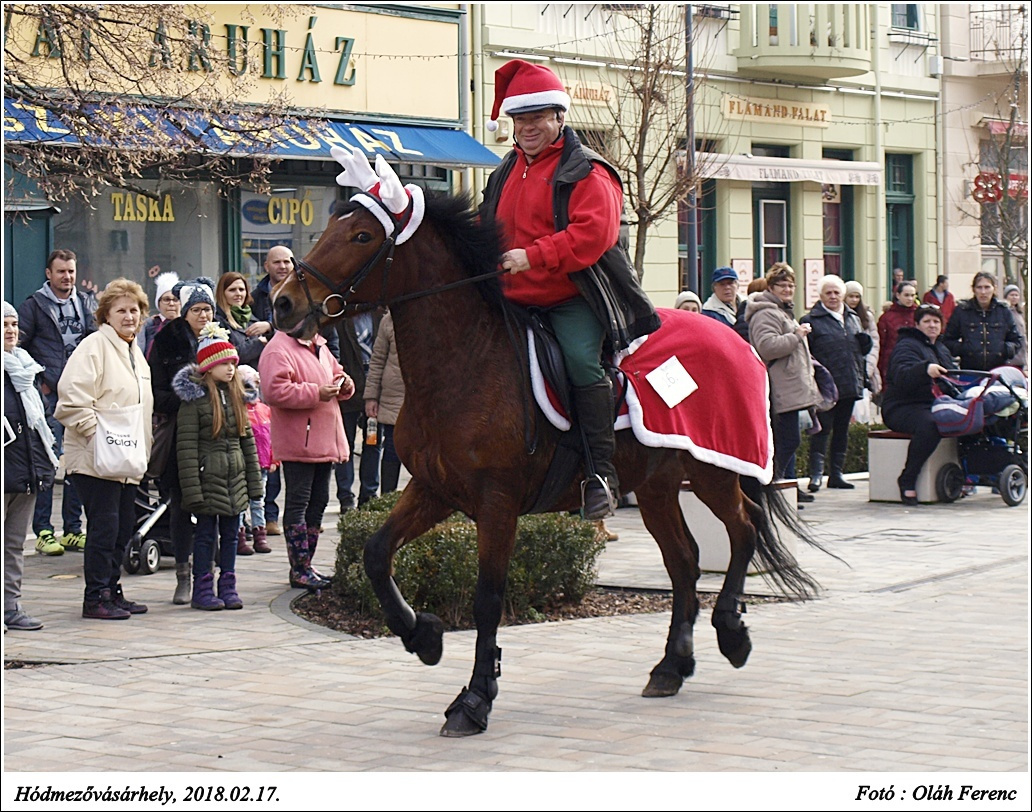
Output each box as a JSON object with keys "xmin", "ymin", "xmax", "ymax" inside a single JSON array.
[{"xmin": 645, "ymin": 356, "xmax": 698, "ymax": 409}]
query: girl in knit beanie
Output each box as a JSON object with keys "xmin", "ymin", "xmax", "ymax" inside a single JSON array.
[{"xmin": 172, "ymin": 323, "xmax": 262, "ymax": 611}]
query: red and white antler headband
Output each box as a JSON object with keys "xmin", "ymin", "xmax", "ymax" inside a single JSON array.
[{"xmin": 330, "ymin": 145, "xmax": 425, "ymax": 245}]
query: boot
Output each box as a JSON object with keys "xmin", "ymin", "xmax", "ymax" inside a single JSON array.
[
  {"xmin": 217, "ymin": 571, "xmax": 243, "ymax": 610},
  {"xmin": 173, "ymin": 563, "xmax": 192, "ymax": 605},
  {"xmin": 306, "ymin": 526, "xmax": 334, "ymax": 584},
  {"xmin": 252, "ymin": 525, "xmax": 271, "ymax": 554},
  {"xmin": 236, "ymin": 524, "xmax": 254, "ymax": 556},
  {"xmin": 807, "ymin": 450, "xmax": 825, "ymax": 493},
  {"xmin": 286, "ymin": 524, "xmax": 330, "ymax": 591},
  {"xmin": 191, "ymin": 572, "xmax": 224, "ymax": 611},
  {"xmin": 110, "ymin": 584, "xmax": 148, "ymax": 614},
  {"xmin": 82, "ymin": 588, "xmax": 131, "ymax": 620},
  {"xmin": 572, "ymin": 380, "xmax": 619, "ymax": 520},
  {"xmin": 827, "ymin": 452, "xmax": 854, "ymax": 489}
]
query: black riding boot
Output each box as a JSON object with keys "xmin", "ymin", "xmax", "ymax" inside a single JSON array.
[
  {"xmin": 573, "ymin": 380, "xmax": 619, "ymax": 520},
  {"xmin": 807, "ymin": 450, "xmax": 825, "ymax": 493},
  {"xmin": 827, "ymin": 452, "xmax": 854, "ymax": 489}
]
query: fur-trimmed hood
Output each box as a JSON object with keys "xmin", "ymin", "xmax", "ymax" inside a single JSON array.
[{"xmin": 171, "ymin": 364, "xmax": 207, "ymax": 403}]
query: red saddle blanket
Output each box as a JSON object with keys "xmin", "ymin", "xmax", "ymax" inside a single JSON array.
[{"xmin": 530, "ymin": 307, "xmax": 773, "ymax": 483}]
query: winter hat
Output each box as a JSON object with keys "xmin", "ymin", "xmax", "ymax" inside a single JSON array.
[
  {"xmin": 1004, "ymin": 284, "xmax": 1020, "ymax": 298},
  {"xmin": 154, "ymin": 271, "xmax": 180, "ymax": 303},
  {"xmin": 175, "ymin": 277, "xmax": 216, "ymax": 313},
  {"xmin": 3, "ymin": 301, "xmax": 17, "ymax": 321},
  {"xmin": 673, "ymin": 290, "xmax": 702, "ymax": 310},
  {"xmin": 196, "ymin": 322, "xmax": 238, "ymax": 373},
  {"xmin": 844, "ymin": 280, "xmax": 865, "ymax": 298},
  {"xmin": 487, "ymin": 60, "xmax": 571, "ymax": 132},
  {"xmin": 237, "ymin": 364, "xmax": 261, "ymax": 402}
]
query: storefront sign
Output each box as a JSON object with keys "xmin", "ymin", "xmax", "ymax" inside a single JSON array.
[
  {"xmin": 110, "ymin": 192, "xmax": 175, "ymax": 222},
  {"xmin": 567, "ymin": 81, "xmax": 614, "ymax": 107},
  {"xmin": 722, "ymin": 94, "xmax": 831, "ymax": 128},
  {"xmin": 972, "ymin": 171, "xmax": 1028, "ymax": 202},
  {"xmin": 693, "ymin": 152, "xmax": 881, "ymax": 186}
]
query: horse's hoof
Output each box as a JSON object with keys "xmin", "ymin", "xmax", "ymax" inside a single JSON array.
[
  {"xmin": 404, "ymin": 612, "xmax": 444, "ymax": 666},
  {"xmin": 440, "ymin": 687, "xmax": 490, "ymax": 737},
  {"xmin": 641, "ymin": 670, "xmax": 683, "ymax": 698},
  {"xmin": 717, "ymin": 626, "xmax": 752, "ymax": 669}
]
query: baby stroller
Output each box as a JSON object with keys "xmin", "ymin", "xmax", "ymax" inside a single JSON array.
[
  {"xmin": 123, "ymin": 476, "xmax": 176, "ymax": 574},
  {"xmin": 932, "ymin": 367, "xmax": 1028, "ymax": 506}
]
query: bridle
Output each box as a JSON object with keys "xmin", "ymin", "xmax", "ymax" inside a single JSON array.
[{"xmin": 281, "ymin": 192, "xmax": 508, "ymax": 338}]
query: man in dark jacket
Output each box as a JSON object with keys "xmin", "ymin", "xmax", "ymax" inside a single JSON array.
[
  {"xmin": 334, "ymin": 311, "xmax": 382, "ymax": 510},
  {"xmin": 943, "ymin": 272, "xmax": 1022, "ymax": 371},
  {"xmin": 479, "ymin": 60, "xmax": 659, "ymax": 519},
  {"xmin": 17, "ymin": 249, "xmax": 94, "ymax": 552},
  {"xmin": 702, "ymin": 266, "xmax": 743, "ymax": 330}
]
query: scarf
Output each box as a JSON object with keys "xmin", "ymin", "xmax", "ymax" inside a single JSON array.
[
  {"xmin": 3, "ymin": 347, "xmax": 60, "ymax": 467},
  {"xmin": 230, "ymin": 304, "xmax": 252, "ymax": 328},
  {"xmin": 822, "ymin": 303, "xmax": 844, "ymax": 324},
  {"xmin": 702, "ymin": 294, "xmax": 738, "ymax": 325}
]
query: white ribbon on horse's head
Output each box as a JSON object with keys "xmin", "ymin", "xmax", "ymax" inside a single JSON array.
[{"xmin": 330, "ymin": 145, "xmax": 425, "ymax": 245}]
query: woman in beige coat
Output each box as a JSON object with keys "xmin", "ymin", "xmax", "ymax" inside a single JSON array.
[
  {"xmin": 745, "ymin": 263, "xmax": 821, "ymax": 501},
  {"xmin": 364, "ymin": 311, "xmax": 405, "ymax": 494},
  {"xmin": 56, "ymin": 279, "xmax": 154, "ymax": 620}
]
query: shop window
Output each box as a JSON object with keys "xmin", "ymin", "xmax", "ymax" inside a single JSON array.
[
  {"xmin": 978, "ymin": 139, "xmax": 1027, "ymax": 265},
  {"xmin": 50, "ymin": 180, "xmax": 221, "ymax": 308},
  {"xmin": 758, "ymin": 199, "xmax": 788, "ymax": 270},
  {"xmin": 822, "ymin": 149, "xmax": 854, "ymax": 280},
  {"xmin": 678, "ymin": 178, "xmax": 716, "ymax": 294}
]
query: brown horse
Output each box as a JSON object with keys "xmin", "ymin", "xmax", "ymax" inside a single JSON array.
[{"xmin": 272, "ymin": 192, "xmax": 822, "ymax": 737}]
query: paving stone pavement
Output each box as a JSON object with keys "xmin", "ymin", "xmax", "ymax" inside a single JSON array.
[{"xmin": 3, "ymin": 477, "xmax": 1028, "ymax": 773}]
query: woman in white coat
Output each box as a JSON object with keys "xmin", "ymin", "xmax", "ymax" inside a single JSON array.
[{"xmin": 57, "ymin": 279, "xmax": 154, "ymax": 620}]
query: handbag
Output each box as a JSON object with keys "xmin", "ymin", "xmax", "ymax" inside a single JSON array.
[
  {"xmin": 146, "ymin": 412, "xmax": 176, "ymax": 479},
  {"xmin": 94, "ymin": 403, "xmax": 149, "ymax": 480},
  {"xmin": 812, "ymin": 359, "xmax": 839, "ymax": 413}
]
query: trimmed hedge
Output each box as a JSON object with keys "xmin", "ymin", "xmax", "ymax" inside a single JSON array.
[
  {"xmin": 796, "ymin": 421, "xmax": 883, "ymax": 477},
  {"xmin": 333, "ymin": 491, "xmax": 606, "ymax": 628}
]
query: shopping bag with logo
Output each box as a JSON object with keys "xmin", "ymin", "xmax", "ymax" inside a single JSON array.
[{"xmin": 94, "ymin": 403, "xmax": 149, "ymax": 480}]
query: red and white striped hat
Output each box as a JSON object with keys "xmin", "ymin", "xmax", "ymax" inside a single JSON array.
[
  {"xmin": 196, "ymin": 323, "xmax": 239, "ymax": 374},
  {"xmin": 487, "ymin": 60, "xmax": 570, "ymax": 132}
]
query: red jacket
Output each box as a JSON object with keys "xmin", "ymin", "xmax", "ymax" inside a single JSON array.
[
  {"xmin": 877, "ymin": 303, "xmax": 916, "ymax": 384},
  {"xmin": 495, "ymin": 138, "xmax": 622, "ymax": 307},
  {"xmin": 258, "ymin": 331, "xmax": 350, "ymax": 464},
  {"xmin": 922, "ymin": 288, "xmax": 955, "ymax": 323}
]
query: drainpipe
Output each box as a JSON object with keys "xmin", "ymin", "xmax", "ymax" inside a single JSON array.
[
  {"xmin": 459, "ymin": 4, "xmax": 472, "ymax": 196},
  {"xmin": 469, "ymin": 4, "xmax": 486, "ymax": 200},
  {"xmin": 871, "ymin": 3, "xmax": 887, "ymax": 299},
  {"xmin": 934, "ymin": 6, "xmax": 946, "ymax": 282}
]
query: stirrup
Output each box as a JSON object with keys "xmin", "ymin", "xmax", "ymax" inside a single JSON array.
[{"xmin": 581, "ymin": 474, "xmax": 617, "ymax": 520}]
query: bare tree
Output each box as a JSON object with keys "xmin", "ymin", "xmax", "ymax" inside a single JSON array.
[
  {"xmin": 565, "ymin": 4, "xmax": 717, "ymax": 277},
  {"xmin": 3, "ymin": 3, "xmax": 308, "ymax": 202}
]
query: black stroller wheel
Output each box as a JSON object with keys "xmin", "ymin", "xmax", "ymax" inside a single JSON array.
[
  {"xmin": 935, "ymin": 463, "xmax": 964, "ymax": 503},
  {"xmin": 123, "ymin": 536, "xmax": 142, "ymax": 574},
  {"xmin": 999, "ymin": 464, "xmax": 1027, "ymax": 507}
]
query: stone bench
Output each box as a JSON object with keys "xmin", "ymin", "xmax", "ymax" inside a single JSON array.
[
  {"xmin": 868, "ymin": 429, "xmax": 959, "ymax": 504},
  {"xmin": 679, "ymin": 479, "xmax": 797, "ymax": 574}
]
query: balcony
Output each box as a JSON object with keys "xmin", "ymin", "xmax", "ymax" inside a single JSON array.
[
  {"xmin": 970, "ymin": 4, "xmax": 1027, "ymax": 77},
  {"xmin": 735, "ymin": 4, "xmax": 871, "ymax": 83}
]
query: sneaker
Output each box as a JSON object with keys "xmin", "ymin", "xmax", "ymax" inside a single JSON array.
[
  {"xmin": 4, "ymin": 607, "xmax": 44, "ymax": 631},
  {"xmin": 110, "ymin": 585, "xmax": 148, "ymax": 615},
  {"xmin": 61, "ymin": 531, "xmax": 87, "ymax": 552},
  {"xmin": 35, "ymin": 530, "xmax": 65, "ymax": 556},
  {"xmin": 82, "ymin": 589, "xmax": 131, "ymax": 620}
]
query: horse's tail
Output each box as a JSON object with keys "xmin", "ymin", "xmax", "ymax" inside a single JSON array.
[{"xmin": 740, "ymin": 477, "xmax": 843, "ymax": 601}]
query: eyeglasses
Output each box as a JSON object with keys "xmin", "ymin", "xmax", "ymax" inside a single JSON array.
[
  {"xmin": 771, "ymin": 281, "xmax": 795, "ymax": 290},
  {"xmin": 158, "ymin": 295, "xmax": 178, "ymax": 305}
]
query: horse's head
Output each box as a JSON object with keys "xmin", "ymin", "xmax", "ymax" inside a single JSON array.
[{"xmin": 273, "ymin": 146, "xmax": 426, "ymax": 339}]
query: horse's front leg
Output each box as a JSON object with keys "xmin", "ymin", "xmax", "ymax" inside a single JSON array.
[
  {"xmin": 440, "ymin": 501, "xmax": 518, "ymax": 737},
  {"xmin": 363, "ymin": 479, "xmax": 454, "ymax": 665}
]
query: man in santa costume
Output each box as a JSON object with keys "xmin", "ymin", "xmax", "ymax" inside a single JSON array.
[{"xmin": 479, "ymin": 59, "xmax": 659, "ymax": 519}]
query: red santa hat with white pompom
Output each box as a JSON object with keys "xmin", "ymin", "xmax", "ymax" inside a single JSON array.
[{"xmin": 486, "ymin": 60, "xmax": 571, "ymax": 132}]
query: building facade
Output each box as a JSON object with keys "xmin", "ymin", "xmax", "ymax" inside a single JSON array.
[{"xmin": 4, "ymin": 3, "xmax": 496, "ymax": 304}]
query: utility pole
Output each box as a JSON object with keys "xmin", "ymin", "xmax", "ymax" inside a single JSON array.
[{"xmin": 684, "ymin": 3, "xmax": 699, "ymax": 293}]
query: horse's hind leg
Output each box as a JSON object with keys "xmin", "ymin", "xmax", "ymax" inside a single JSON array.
[
  {"xmin": 635, "ymin": 477, "xmax": 701, "ymax": 698},
  {"xmin": 440, "ymin": 497, "xmax": 518, "ymax": 737},
  {"xmin": 363, "ymin": 480, "xmax": 454, "ymax": 665},
  {"xmin": 688, "ymin": 466, "xmax": 756, "ymax": 669}
]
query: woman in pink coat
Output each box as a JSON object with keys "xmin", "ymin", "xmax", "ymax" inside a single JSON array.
[{"xmin": 258, "ymin": 330, "xmax": 354, "ymax": 590}]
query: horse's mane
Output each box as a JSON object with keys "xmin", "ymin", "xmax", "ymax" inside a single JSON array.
[{"xmin": 334, "ymin": 193, "xmax": 506, "ymax": 311}]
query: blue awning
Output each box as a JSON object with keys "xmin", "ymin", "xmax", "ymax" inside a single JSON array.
[{"xmin": 3, "ymin": 98, "xmax": 500, "ymax": 169}]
